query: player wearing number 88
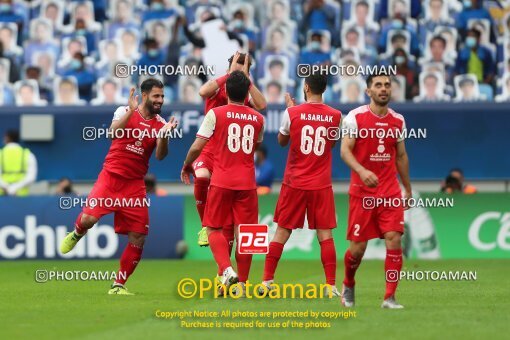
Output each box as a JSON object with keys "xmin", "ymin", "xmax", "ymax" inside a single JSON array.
[
  {"xmin": 181, "ymin": 71, "xmax": 265, "ymax": 293},
  {"xmin": 260, "ymin": 72, "xmax": 342, "ymax": 297}
]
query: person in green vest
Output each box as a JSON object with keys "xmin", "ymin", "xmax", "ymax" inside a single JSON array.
[{"xmin": 0, "ymin": 130, "xmax": 38, "ymax": 196}]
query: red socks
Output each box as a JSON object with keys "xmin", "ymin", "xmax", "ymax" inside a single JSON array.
[
  {"xmin": 263, "ymin": 242, "xmax": 284, "ymax": 281},
  {"xmin": 319, "ymin": 238, "xmax": 337, "ymax": 286},
  {"xmin": 194, "ymin": 177, "xmax": 210, "ymax": 222},
  {"xmin": 74, "ymin": 212, "xmax": 88, "ymax": 236},
  {"xmin": 223, "ymin": 224, "xmax": 235, "ymax": 256},
  {"xmin": 235, "ymin": 252, "xmax": 252, "ymax": 283},
  {"xmin": 343, "ymin": 249, "xmax": 362, "ymax": 287},
  {"xmin": 208, "ymin": 229, "xmax": 232, "ymax": 273},
  {"xmin": 384, "ymin": 248, "xmax": 403, "ymax": 300},
  {"xmin": 217, "ymin": 224, "xmax": 235, "ymax": 276},
  {"xmin": 115, "ymin": 243, "xmax": 143, "ymax": 285}
]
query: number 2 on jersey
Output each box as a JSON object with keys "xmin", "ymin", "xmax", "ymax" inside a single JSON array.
[
  {"xmin": 300, "ymin": 125, "xmax": 326, "ymax": 156},
  {"xmin": 227, "ymin": 123, "xmax": 255, "ymax": 154}
]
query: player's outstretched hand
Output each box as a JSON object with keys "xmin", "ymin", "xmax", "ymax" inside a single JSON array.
[
  {"xmin": 161, "ymin": 117, "xmax": 178, "ymax": 134},
  {"xmin": 285, "ymin": 93, "xmax": 296, "ymax": 107},
  {"xmin": 128, "ymin": 87, "xmax": 139, "ymax": 112},
  {"xmin": 181, "ymin": 164, "xmax": 194, "ymax": 185},
  {"xmin": 359, "ymin": 169, "xmax": 379, "ymax": 188},
  {"xmin": 229, "ymin": 52, "xmax": 240, "ymax": 73}
]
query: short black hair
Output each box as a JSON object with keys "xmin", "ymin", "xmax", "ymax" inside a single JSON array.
[
  {"xmin": 459, "ymin": 78, "xmax": 475, "ymax": 87},
  {"xmin": 424, "ymin": 73, "xmax": 439, "ymax": 82},
  {"xmin": 143, "ymin": 38, "xmax": 158, "ymax": 48},
  {"xmin": 450, "ymin": 168, "xmax": 463, "ymax": 175},
  {"xmin": 140, "ymin": 78, "xmax": 164, "ymax": 94},
  {"xmin": 430, "ymin": 35, "xmax": 447, "ymax": 47},
  {"xmin": 59, "ymin": 78, "xmax": 76, "ymax": 88},
  {"xmin": 5, "ymin": 129, "xmax": 19, "ymax": 143},
  {"xmin": 144, "ymin": 173, "xmax": 156, "ymax": 188},
  {"xmin": 356, "ymin": 1, "xmax": 369, "ymax": 9},
  {"xmin": 391, "ymin": 32, "xmax": 407, "ymax": 43},
  {"xmin": 226, "ymin": 70, "xmax": 251, "ymax": 102},
  {"xmin": 228, "ymin": 53, "xmax": 252, "ymax": 68},
  {"xmin": 467, "ymin": 28, "xmax": 481, "ymax": 39},
  {"xmin": 304, "ymin": 71, "xmax": 327, "ymax": 94},
  {"xmin": 267, "ymin": 80, "xmax": 282, "ymax": 92},
  {"xmin": 268, "ymin": 59, "xmax": 284, "ymax": 69},
  {"xmin": 366, "ymin": 72, "xmax": 391, "ymax": 88},
  {"xmin": 444, "ymin": 175, "xmax": 462, "ymax": 191}
]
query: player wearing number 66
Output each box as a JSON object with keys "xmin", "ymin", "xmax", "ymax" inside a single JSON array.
[
  {"xmin": 259, "ymin": 71, "xmax": 342, "ymax": 297},
  {"xmin": 181, "ymin": 71, "xmax": 265, "ymax": 295}
]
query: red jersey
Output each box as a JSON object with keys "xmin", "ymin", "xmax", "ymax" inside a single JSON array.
[
  {"xmin": 204, "ymin": 75, "xmax": 251, "ymax": 113},
  {"xmin": 103, "ymin": 106, "xmax": 166, "ymax": 180},
  {"xmin": 343, "ymin": 104, "xmax": 406, "ymax": 198},
  {"xmin": 280, "ymin": 103, "xmax": 342, "ymax": 190},
  {"xmin": 202, "ymin": 75, "xmax": 251, "ymax": 157},
  {"xmin": 197, "ymin": 103, "xmax": 264, "ymax": 190}
]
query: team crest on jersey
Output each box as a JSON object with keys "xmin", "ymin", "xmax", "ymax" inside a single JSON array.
[{"xmin": 135, "ymin": 141, "xmax": 142, "ymax": 146}]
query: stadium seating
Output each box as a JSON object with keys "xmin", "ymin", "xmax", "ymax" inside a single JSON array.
[{"xmin": 0, "ymin": 0, "xmax": 509, "ymax": 104}]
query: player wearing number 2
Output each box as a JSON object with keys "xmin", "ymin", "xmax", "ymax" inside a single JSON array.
[
  {"xmin": 340, "ymin": 73, "xmax": 412, "ymax": 309},
  {"xmin": 260, "ymin": 72, "xmax": 342, "ymax": 297},
  {"xmin": 181, "ymin": 71, "xmax": 265, "ymax": 294}
]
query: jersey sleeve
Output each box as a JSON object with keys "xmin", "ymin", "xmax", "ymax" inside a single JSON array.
[
  {"xmin": 112, "ymin": 106, "xmax": 129, "ymax": 121},
  {"xmin": 197, "ymin": 109, "xmax": 216, "ymax": 140},
  {"xmin": 341, "ymin": 111, "xmax": 358, "ymax": 137},
  {"xmin": 279, "ymin": 109, "xmax": 291, "ymax": 135},
  {"xmin": 397, "ymin": 117, "xmax": 406, "ymax": 143}
]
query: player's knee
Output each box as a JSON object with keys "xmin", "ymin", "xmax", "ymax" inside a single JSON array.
[
  {"xmin": 385, "ymin": 232, "xmax": 402, "ymax": 248},
  {"xmin": 206, "ymin": 227, "xmax": 217, "ymax": 236},
  {"xmin": 316, "ymin": 229, "xmax": 333, "ymax": 242},
  {"xmin": 80, "ymin": 213, "xmax": 98, "ymax": 229},
  {"xmin": 350, "ymin": 242, "xmax": 367, "ymax": 259},
  {"xmin": 273, "ymin": 227, "xmax": 291, "ymax": 243},
  {"xmin": 128, "ymin": 232, "xmax": 146, "ymax": 247}
]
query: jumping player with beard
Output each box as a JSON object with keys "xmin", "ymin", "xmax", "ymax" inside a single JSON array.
[
  {"xmin": 60, "ymin": 79, "xmax": 178, "ymax": 295},
  {"xmin": 340, "ymin": 73, "xmax": 412, "ymax": 308}
]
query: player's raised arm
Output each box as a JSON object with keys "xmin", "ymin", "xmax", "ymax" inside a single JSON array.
[
  {"xmin": 198, "ymin": 52, "xmax": 241, "ymax": 98},
  {"xmin": 243, "ymin": 55, "xmax": 267, "ymax": 110},
  {"xmin": 155, "ymin": 117, "xmax": 178, "ymax": 160},
  {"xmin": 110, "ymin": 87, "xmax": 138, "ymax": 134},
  {"xmin": 396, "ymin": 140, "xmax": 412, "ymax": 206}
]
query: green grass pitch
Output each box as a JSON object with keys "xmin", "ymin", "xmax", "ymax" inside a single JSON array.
[{"xmin": 1, "ymin": 259, "xmax": 508, "ymax": 339}]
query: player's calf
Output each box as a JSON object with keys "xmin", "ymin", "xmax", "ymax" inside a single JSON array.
[
  {"xmin": 111, "ymin": 232, "xmax": 145, "ymax": 293},
  {"xmin": 384, "ymin": 232, "xmax": 403, "ymax": 302}
]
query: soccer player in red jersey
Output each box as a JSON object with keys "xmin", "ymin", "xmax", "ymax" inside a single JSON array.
[
  {"xmin": 195, "ymin": 52, "xmax": 266, "ymax": 249},
  {"xmin": 182, "ymin": 71, "xmax": 265, "ymax": 294},
  {"xmin": 340, "ymin": 74, "xmax": 412, "ymax": 309},
  {"xmin": 60, "ymin": 79, "xmax": 178, "ymax": 295},
  {"xmin": 260, "ymin": 72, "xmax": 342, "ymax": 297}
]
